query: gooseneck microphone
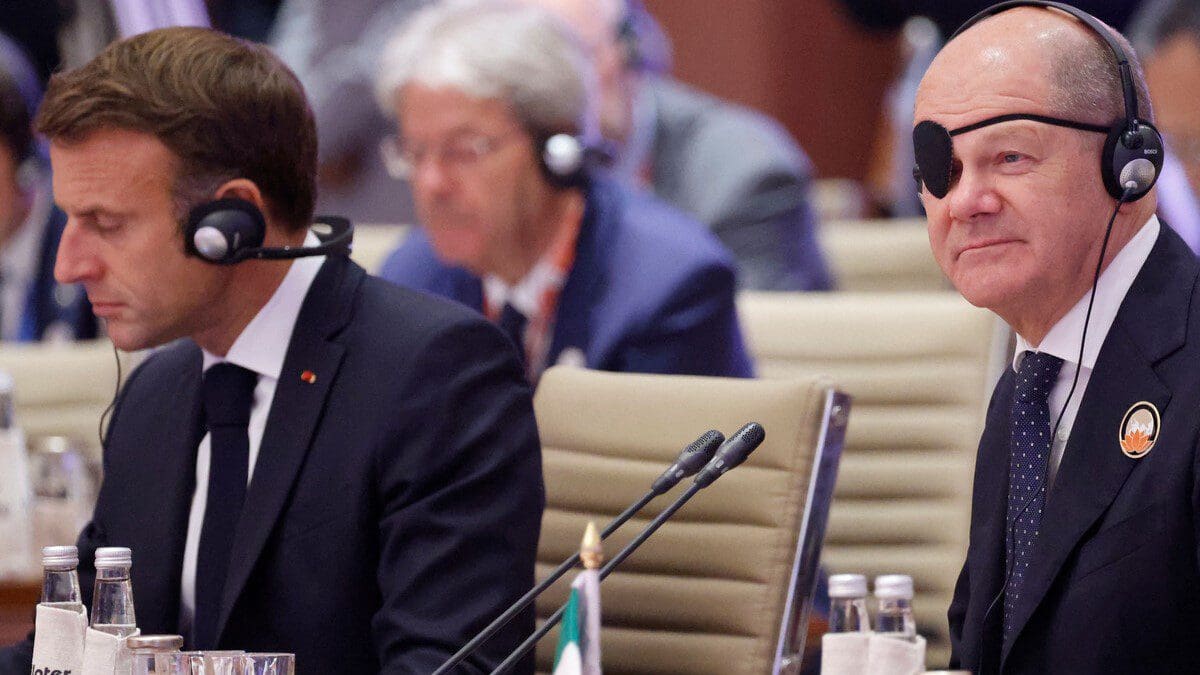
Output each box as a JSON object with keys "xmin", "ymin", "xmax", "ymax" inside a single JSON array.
[
  {"xmin": 490, "ymin": 423, "xmax": 767, "ymax": 675},
  {"xmin": 430, "ymin": 430, "xmax": 725, "ymax": 675}
]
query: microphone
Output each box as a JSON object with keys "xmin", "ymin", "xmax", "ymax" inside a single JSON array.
[
  {"xmin": 694, "ymin": 422, "xmax": 767, "ymax": 488},
  {"xmin": 490, "ymin": 423, "xmax": 767, "ymax": 674},
  {"xmin": 430, "ymin": 429, "xmax": 725, "ymax": 675}
]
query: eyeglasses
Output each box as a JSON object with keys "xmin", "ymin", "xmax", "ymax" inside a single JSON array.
[{"xmin": 380, "ymin": 130, "xmax": 524, "ymax": 180}]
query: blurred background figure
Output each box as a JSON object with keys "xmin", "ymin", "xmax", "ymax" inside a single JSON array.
[
  {"xmin": 270, "ymin": 0, "xmax": 428, "ymax": 225},
  {"xmin": 0, "ymin": 33, "xmax": 94, "ymax": 342},
  {"xmin": 524, "ymin": 0, "xmax": 833, "ymax": 291},
  {"xmin": 375, "ymin": 1, "xmax": 753, "ymax": 383},
  {"xmin": 1131, "ymin": 0, "xmax": 1200, "ymax": 253}
]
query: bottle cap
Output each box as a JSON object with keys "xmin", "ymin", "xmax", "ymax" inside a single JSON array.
[
  {"xmin": 126, "ymin": 635, "xmax": 184, "ymax": 652},
  {"xmin": 94, "ymin": 546, "xmax": 133, "ymax": 569},
  {"xmin": 874, "ymin": 574, "xmax": 914, "ymax": 599},
  {"xmin": 828, "ymin": 573, "xmax": 868, "ymax": 598},
  {"xmin": 42, "ymin": 545, "xmax": 79, "ymax": 570}
]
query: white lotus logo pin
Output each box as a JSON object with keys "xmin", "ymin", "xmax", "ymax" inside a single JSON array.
[{"xmin": 1119, "ymin": 401, "xmax": 1160, "ymax": 458}]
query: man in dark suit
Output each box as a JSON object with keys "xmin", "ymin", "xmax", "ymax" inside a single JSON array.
[
  {"xmin": 0, "ymin": 26, "xmax": 542, "ymax": 674},
  {"xmin": 916, "ymin": 5, "xmax": 1200, "ymax": 673},
  {"xmin": 375, "ymin": 2, "xmax": 753, "ymax": 382}
]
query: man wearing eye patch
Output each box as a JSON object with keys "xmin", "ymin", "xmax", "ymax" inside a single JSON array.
[{"xmin": 918, "ymin": 3, "xmax": 1200, "ymax": 674}]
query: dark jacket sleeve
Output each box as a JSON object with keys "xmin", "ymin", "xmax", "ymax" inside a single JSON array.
[
  {"xmin": 372, "ymin": 314, "xmax": 544, "ymax": 674},
  {"xmin": 619, "ymin": 257, "xmax": 755, "ymax": 378}
]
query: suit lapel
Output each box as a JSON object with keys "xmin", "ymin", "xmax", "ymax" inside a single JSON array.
[
  {"xmin": 1000, "ymin": 225, "xmax": 1194, "ymax": 663},
  {"xmin": 136, "ymin": 346, "xmax": 204, "ymax": 633},
  {"xmin": 547, "ymin": 181, "xmax": 609, "ymax": 367},
  {"xmin": 214, "ymin": 258, "xmax": 360, "ymax": 637}
]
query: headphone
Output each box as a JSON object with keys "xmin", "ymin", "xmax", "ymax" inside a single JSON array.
[
  {"xmin": 948, "ymin": 0, "xmax": 1164, "ymax": 201},
  {"xmin": 184, "ymin": 197, "xmax": 354, "ymax": 265},
  {"xmin": 537, "ymin": 132, "xmax": 613, "ymax": 189}
]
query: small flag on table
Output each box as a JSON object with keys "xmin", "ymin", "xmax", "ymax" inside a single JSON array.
[{"xmin": 552, "ymin": 521, "xmax": 603, "ymax": 675}]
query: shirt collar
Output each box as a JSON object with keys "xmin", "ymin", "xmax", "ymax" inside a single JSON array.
[
  {"xmin": 482, "ymin": 210, "xmax": 582, "ymax": 321},
  {"xmin": 1013, "ymin": 214, "xmax": 1160, "ymax": 370},
  {"xmin": 202, "ymin": 231, "xmax": 325, "ymax": 378}
]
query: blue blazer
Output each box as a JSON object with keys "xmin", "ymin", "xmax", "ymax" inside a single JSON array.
[
  {"xmin": 17, "ymin": 206, "xmax": 96, "ymax": 341},
  {"xmin": 949, "ymin": 224, "xmax": 1200, "ymax": 673},
  {"xmin": 380, "ymin": 175, "xmax": 755, "ymax": 379},
  {"xmin": 1, "ymin": 256, "xmax": 544, "ymax": 674}
]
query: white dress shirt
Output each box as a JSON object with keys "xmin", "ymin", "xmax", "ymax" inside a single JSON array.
[
  {"xmin": 178, "ymin": 234, "xmax": 324, "ymax": 634},
  {"xmin": 1013, "ymin": 215, "xmax": 1159, "ymax": 490}
]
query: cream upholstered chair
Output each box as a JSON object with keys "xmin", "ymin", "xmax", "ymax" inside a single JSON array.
[
  {"xmin": 819, "ymin": 218, "xmax": 948, "ymax": 292},
  {"xmin": 0, "ymin": 339, "xmax": 132, "ymax": 459},
  {"xmin": 349, "ymin": 223, "xmax": 409, "ymax": 274},
  {"xmin": 737, "ymin": 291, "xmax": 1003, "ymax": 667},
  {"xmin": 532, "ymin": 366, "xmax": 850, "ymax": 675}
]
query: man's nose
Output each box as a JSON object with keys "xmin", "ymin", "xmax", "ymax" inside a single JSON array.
[
  {"xmin": 54, "ymin": 219, "xmax": 102, "ymax": 284},
  {"xmin": 947, "ymin": 168, "xmax": 1002, "ymax": 222}
]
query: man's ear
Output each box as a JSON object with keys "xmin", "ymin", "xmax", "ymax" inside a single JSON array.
[{"xmin": 213, "ymin": 178, "xmax": 265, "ymax": 211}]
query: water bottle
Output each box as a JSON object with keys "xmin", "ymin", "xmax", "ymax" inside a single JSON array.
[
  {"xmin": 873, "ymin": 574, "xmax": 917, "ymax": 642},
  {"xmin": 91, "ymin": 546, "xmax": 138, "ymax": 637},
  {"xmin": 827, "ymin": 573, "xmax": 870, "ymax": 633},
  {"xmin": 40, "ymin": 545, "xmax": 84, "ymax": 613},
  {"xmin": 0, "ymin": 372, "xmax": 33, "ymax": 578}
]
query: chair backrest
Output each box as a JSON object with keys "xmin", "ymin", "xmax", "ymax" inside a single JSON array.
[
  {"xmin": 349, "ymin": 223, "xmax": 409, "ymax": 274},
  {"xmin": 820, "ymin": 218, "xmax": 947, "ymax": 292},
  {"xmin": 0, "ymin": 340, "xmax": 128, "ymax": 458},
  {"xmin": 737, "ymin": 291, "xmax": 1002, "ymax": 667},
  {"xmin": 532, "ymin": 366, "xmax": 849, "ymax": 675}
]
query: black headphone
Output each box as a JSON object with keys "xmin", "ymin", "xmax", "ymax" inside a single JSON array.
[
  {"xmin": 184, "ymin": 198, "xmax": 354, "ymax": 265},
  {"xmin": 948, "ymin": 0, "xmax": 1164, "ymax": 201}
]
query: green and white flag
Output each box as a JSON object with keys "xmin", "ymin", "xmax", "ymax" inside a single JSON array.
[{"xmin": 552, "ymin": 569, "xmax": 601, "ymax": 675}]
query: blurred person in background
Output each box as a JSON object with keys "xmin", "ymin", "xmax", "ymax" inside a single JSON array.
[
  {"xmin": 376, "ymin": 1, "xmax": 754, "ymax": 383},
  {"xmin": 528, "ymin": 0, "xmax": 832, "ymax": 291},
  {"xmin": 0, "ymin": 33, "xmax": 94, "ymax": 342},
  {"xmin": 1131, "ymin": 0, "xmax": 1200, "ymax": 254}
]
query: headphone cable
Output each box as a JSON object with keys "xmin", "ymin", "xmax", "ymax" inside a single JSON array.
[{"xmin": 976, "ymin": 185, "xmax": 1133, "ymax": 668}]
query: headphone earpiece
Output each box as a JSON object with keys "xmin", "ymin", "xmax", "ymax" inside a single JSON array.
[
  {"xmin": 538, "ymin": 133, "xmax": 588, "ymax": 188},
  {"xmin": 1101, "ymin": 120, "xmax": 1163, "ymax": 201},
  {"xmin": 185, "ymin": 197, "xmax": 266, "ymax": 264}
]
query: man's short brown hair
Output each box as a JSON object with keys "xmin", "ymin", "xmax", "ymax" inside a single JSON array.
[{"xmin": 36, "ymin": 26, "xmax": 317, "ymax": 232}]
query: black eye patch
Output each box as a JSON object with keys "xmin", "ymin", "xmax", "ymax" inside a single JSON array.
[
  {"xmin": 913, "ymin": 120, "xmax": 954, "ymax": 198},
  {"xmin": 911, "ymin": 113, "xmax": 1111, "ymax": 199}
]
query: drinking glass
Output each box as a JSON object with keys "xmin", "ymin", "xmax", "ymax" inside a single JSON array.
[{"xmin": 237, "ymin": 653, "xmax": 295, "ymax": 675}]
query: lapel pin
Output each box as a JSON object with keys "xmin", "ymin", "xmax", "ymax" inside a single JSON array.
[
  {"xmin": 301, "ymin": 370, "xmax": 317, "ymax": 384},
  {"xmin": 1119, "ymin": 401, "xmax": 1160, "ymax": 459}
]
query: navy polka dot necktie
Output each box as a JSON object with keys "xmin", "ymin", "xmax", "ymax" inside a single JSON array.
[{"xmin": 1004, "ymin": 350, "xmax": 1064, "ymax": 643}]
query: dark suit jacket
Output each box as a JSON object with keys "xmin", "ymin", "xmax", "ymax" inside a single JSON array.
[
  {"xmin": 15, "ymin": 206, "xmax": 96, "ymax": 341},
  {"xmin": 646, "ymin": 77, "xmax": 833, "ymax": 292},
  {"xmin": 379, "ymin": 173, "xmax": 755, "ymax": 379},
  {"xmin": 1, "ymin": 255, "xmax": 544, "ymax": 674},
  {"xmin": 949, "ymin": 224, "xmax": 1200, "ymax": 674}
]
